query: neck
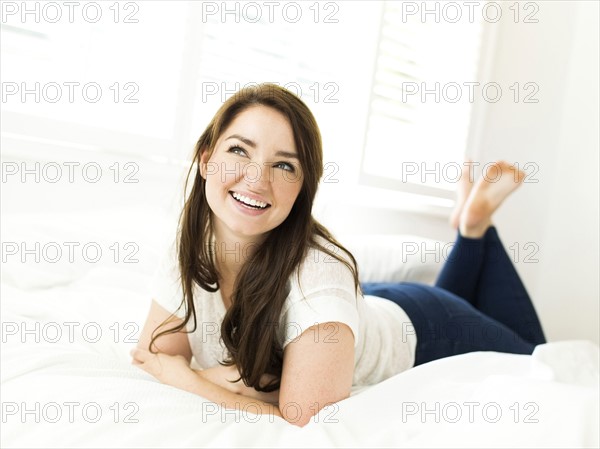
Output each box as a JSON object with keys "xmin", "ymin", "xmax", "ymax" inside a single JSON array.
[{"xmin": 212, "ymin": 226, "xmax": 266, "ymax": 283}]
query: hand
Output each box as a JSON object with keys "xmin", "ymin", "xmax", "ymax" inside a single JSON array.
[
  {"xmin": 130, "ymin": 348, "xmax": 196, "ymax": 391},
  {"xmin": 198, "ymin": 364, "xmax": 280, "ymax": 405},
  {"xmin": 195, "ymin": 364, "xmax": 241, "ymax": 393}
]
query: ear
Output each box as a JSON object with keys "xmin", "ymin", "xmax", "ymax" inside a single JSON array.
[{"xmin": 199, "ymin": 149, "xmax": 209, "ymax": 179}]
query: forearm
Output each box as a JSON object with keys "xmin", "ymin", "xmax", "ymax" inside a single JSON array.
[
  {"xmin": 194, "ymin": 366, "xmax": 280, "ymax": 405},
  {"xmin": 131, "ymin": 349, "xmax": 282, "ymax": 419},
  {"xmin": 182, "ymin": 370, "xmax": 283, "ymax": 419},
  {"xmin": 194, "ymin": 368, "xmax": 238, "ymax": 393}
]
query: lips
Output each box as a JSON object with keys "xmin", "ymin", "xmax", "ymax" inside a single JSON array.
[{"xmin": 229, "ymin": 191, "xmax": 271, "ymax": 209}]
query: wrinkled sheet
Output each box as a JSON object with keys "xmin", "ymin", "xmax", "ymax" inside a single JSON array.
[{"xmin": 2, "ymin": 207, "xmax": 598, "ymax": 448}]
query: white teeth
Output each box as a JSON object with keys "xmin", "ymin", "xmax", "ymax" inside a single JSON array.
[{"xmin": 232, "ymin": 192, "xmax": 268, "ymax": 209}]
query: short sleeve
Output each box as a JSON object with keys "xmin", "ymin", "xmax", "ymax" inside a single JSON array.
[
  {"xmin": 278, "ymin": 242, "xmax": 360, "ymax": 349},
  {"xmin": 149, "ymin": 239, "xmax": 186, "ymax": 319}
]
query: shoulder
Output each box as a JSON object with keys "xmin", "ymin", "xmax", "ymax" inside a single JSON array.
[
  {"xmin": 289, "ymin": 235, "xmax": 358, "ymax": 302},
  {"xmin": 279, "ymin": 235, "xmax": 360, "ymax": 348},
  {"xmin": 294, "ymin": 235, "xmax": 357, "ymax": 294},
  {"xmin": 278, "ymin": 235, "xmax": 357, "ymax": 425}
]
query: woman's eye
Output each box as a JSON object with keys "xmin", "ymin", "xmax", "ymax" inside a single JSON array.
[
  {"xmin": 227, "ymin": 145, "xmax": 247, "ymax": 156},
  {"xmin": 275, "ymin": 162, "xmax": 295, "ymax": 172}
]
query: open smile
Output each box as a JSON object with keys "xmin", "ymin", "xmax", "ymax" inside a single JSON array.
[{"xmin": 229, "ymin": 191, "xmax": 271, "ymax": 210}]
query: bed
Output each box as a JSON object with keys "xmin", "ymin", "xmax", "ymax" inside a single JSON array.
[{"xmin": 2, "ymin": 206, "xmax": 598, "ymax": 448}]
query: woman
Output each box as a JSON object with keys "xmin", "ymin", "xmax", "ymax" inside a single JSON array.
[{"xmin": 131, "ymin": 83, "xmax": 546, "ymax": 427}]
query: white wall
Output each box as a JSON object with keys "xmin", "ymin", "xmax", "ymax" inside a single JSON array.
[
  {"xmin": 531, "ymin": 2, "xmax": 599, "ymax": 344},
  {"xmin": 2, "ymin": 1, "xmax": 597, "ymax": 344},
  {"xmin": 318, "ymin": 2, "xmax": 599, "ymax": 344},
  {"xmin": 464, "ymin": 2, "xmax": 599, "ymax": 344}
]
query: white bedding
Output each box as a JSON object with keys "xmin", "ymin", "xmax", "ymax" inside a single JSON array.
[{"xmin": 2, "ymin": 207, "xmax": 599, "ymax": 448}]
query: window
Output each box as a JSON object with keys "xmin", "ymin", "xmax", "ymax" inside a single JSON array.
[
  {"xmin": 1, "ymin": 3, "xmax": 188, "ymax": 157},
  {"xmin": 360, "ymin": 2, "xmax": 487, "ymax": 199},
  {"xmin": 1, "ymin": 1, "xmax": 489, "ymax": 208}
]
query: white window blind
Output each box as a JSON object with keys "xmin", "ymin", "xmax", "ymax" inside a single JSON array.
[
  {"xmin": 2, "ymin": 1, "xmax": 485, "ymax": 207},
  {"xmin": 188, "ymin": 8, "xmax": 339, "ymax": 145},
  {"xmin": 360, "ymin": 2, "xmax": 485, "ymax": 197},
  {"xmin": 1, "ymin": 6, "xmax": 188, "ymax": 136},
  {"xmin": 1, "ymin": 2, "xmax": 188, "ymax": 157},
  {"xmin": 1, "ymin": 1, "xmax": 355, "ymax": 162}
]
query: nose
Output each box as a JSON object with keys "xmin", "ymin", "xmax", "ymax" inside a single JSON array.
[{"xmin": 242, "ymin": 161, "xmax": 271, "ymax": 191}]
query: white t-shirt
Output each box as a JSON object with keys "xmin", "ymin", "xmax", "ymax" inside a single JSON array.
[{"xmin": 150, "ymin": 236, "xmax": 417, "ymax": 392}]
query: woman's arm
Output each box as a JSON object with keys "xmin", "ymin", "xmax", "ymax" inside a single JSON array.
[
  {"xmin": 278, "ymin": 321, "xmax": 355, "ymax": 427},
  {"xmin": 136, "ymin": 301, "xmax": 279, "ymax": 404},
  {"xmin": 131, "ymin": 349, "xmax": 283, "ymax": 420},
  {"xmin": 131, "ymin": 320, "xmax": 354, "ymax": 427},
  {"xmin": 137, "ymin": 300, "xmax": 192, "ymax": 361},
  {"xmin": 194, "ymin": 364, "xmax": 280, "ymax": 405},
  {"xmin": 192, "ymin": 321, "xmax": 355, "ymax": 426},
  {"xmin": 134, "ymin": 304, "xmax": 354, "ymax": 426}
]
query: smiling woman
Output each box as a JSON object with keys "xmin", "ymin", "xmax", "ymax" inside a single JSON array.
[
  {"xmin": 131, "ymin": 83, "xmax": 547, "ymax": 427},
  {"xmin": 133, "ymin": 83, "xmax": 361, "ymax": 426},
  {"xmin": 201, "ymin": 106, "xmax": 304, "ymax": 238}
]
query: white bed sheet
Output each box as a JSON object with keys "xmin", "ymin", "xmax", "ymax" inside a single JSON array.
[{"xmin": 2, "ymin": 207, "xmax": 598, "ymax": 448}]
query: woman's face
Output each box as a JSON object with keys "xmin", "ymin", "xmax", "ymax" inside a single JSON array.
[{"xmin": 201, "ymin": 105, "xmax": 303, "ymax": 242}]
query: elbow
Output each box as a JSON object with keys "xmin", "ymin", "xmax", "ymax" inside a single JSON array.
[
  {"xmin": 291, "ymin": 420, "xmax": 310, "ymax": 428},
  {"xmin": 280, "ymin": 400, "xmax": 342, "ymax": 428},
  {"xmin": 279, "ymin": 402, "xmax": 312, "ymax": 427},
  {"xmin": 282, "ymin": 413, "xmax": 311, "ymax": 428}
]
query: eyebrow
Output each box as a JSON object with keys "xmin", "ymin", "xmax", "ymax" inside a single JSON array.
[{"xmin": 225, "ymin": 134, "xmax": 298, "ymax": 159}]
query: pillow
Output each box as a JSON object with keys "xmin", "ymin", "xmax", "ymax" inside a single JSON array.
[
  {"xmin": 336, "ymin": 234, "xmax": 446, "ymax": 285},
  {"xmin": 1, "ymin": 207, "xmax": 175, "ymax": 290},
  {"xmin": 2, "ymin": 208, "xmax": 445, "ymax": 291}
]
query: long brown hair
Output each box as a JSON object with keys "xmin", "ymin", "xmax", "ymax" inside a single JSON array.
[{"xmin": 150, "ymin": 83, "xmax": 360, "ymax": 392}]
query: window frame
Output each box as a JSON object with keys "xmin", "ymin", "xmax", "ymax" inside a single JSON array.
[{"xmin": 356, "ymin": 4, "xmax": 499, "ymax": 201}]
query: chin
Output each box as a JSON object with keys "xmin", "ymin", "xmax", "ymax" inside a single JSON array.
[{"xmin": 227, "ymin": 222, "xmax": 270, "ymax": 239}]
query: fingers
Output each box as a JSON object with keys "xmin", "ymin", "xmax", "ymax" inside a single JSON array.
[
  {"xmin": 130, "ymin": 348, "xmax": 150, "ymax": 364},
  {"xmin": 130, "ymin": 349, "xmax": 159, "ymax": 377}
]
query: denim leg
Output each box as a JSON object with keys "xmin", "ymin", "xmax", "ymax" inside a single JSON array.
[
  {"xmin": 433, "ymin": 226, "xmax": 545, "ymax": 345},
  {"xmin": 472, "ymin": 226, "xmax": 546, "ymax": 345},
  {"xmin": 434, "ymin": 231, "xmax": 486, "ymax": 306},
  {"xmin": 362, "ymin": 282, "xmax": 535, "ymax": 366}
]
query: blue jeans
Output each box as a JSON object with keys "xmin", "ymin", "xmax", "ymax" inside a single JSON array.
[{"xmin": 361, "ymin": 226, "xmax": 546, "ymax": 366}]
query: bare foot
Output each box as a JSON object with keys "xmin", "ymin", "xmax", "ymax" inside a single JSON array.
[
  {"xmin": 459, "ymin": 161, "xmax": 526, "ymax": 238},
  {"xmin": 449, "ymin": 160, "xmax": 475, "ymax": 229}
]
